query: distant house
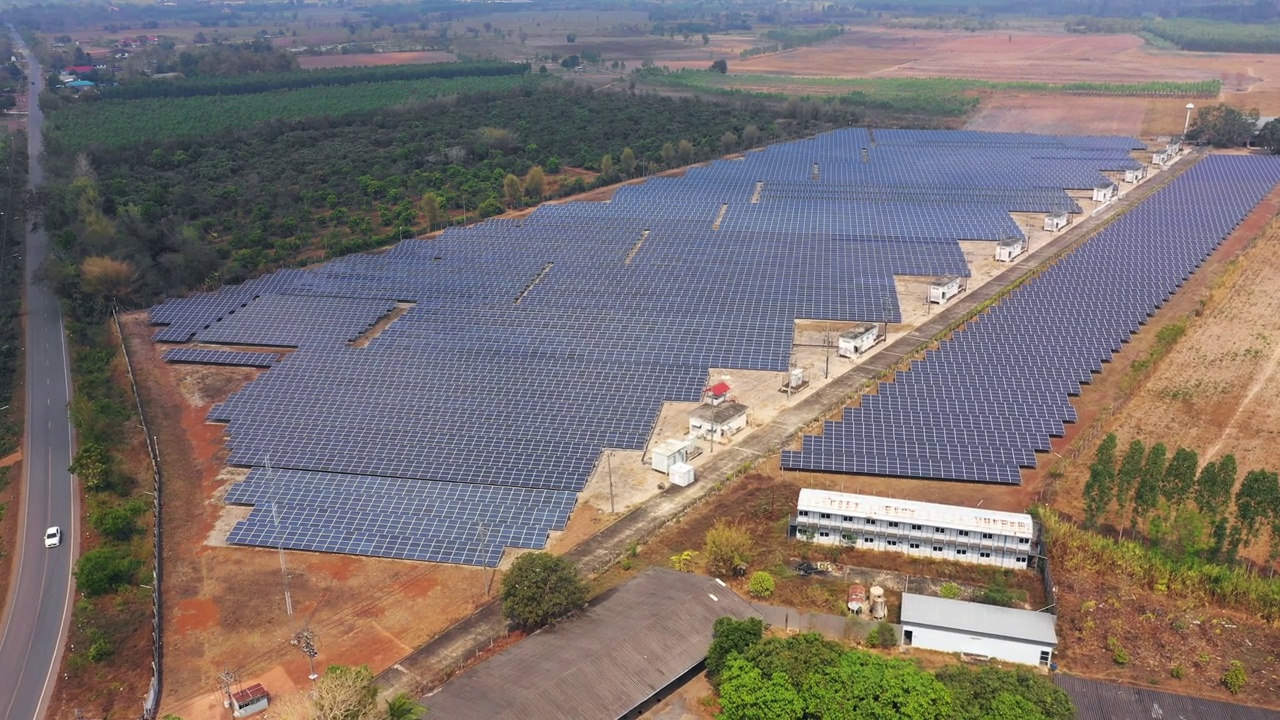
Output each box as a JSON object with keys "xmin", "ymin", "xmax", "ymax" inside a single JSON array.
[
  {"xmin": 65, "ymin": 80, "xmax": 96, "ymax": 90},
  {"xmin": 424, "ymin": 568, "xmax": 761, "ymax": 720},
  {"xmin": 63, "ymin": 65, "xmax": 93, "ymax": 75}
]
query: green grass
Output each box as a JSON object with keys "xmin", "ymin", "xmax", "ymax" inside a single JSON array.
[{"xmin": 49, "ymin": 74, "xmax": 541, "ymax": 151}]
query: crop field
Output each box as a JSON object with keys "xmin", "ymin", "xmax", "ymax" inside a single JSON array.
[
  {"xmin": 297, "ymin": 50, "xmax": 456, "ymax": 69},
  {"xmin": 46, "ymin": 74, "xmax": 539, "ymax": 150}
]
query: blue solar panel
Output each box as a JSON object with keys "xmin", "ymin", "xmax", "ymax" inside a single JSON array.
[
  {"xmin": 164, "ymin": 347, "xmax": 281, "ymax": 368},
  {"xmin": 783, "ymin": 154, "xmax": 1280, "ymax": 485},
  {"xmin": 146, "ymin": 127, "xmax": 1163, "ymax": 566}
]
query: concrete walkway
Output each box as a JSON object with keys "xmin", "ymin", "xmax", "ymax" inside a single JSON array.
[{"xmin": 378, "ymin": 150, "xmax": 1204, "ymax": 699}]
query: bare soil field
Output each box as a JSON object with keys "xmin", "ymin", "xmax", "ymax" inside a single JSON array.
[
  {"xmin": 965, "ymin": 94, "xmax": 1152, "ymax": 136},
  {"xmin": 296, "ymin": 51, "xmax": 456, "ymax": 69}
]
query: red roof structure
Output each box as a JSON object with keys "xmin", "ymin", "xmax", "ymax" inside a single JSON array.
[
  {"xmin": 706, "ymin": 382, "xmax": 730, "ymax": 397},
  {"xmin": 63, "ymin": 65, "xmax": 93, "ymax": 74},
  {"xmin": 232, "ymin": 683, "xmax": 269, "ymax": 705}
]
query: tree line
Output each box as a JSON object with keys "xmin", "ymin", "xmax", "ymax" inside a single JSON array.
[
  {"xmin": 1081, "ymin": 433, "xmax": 1280, "ymax": 568},
  {"xmin": 707, "ymin": 617, "xmax": 1074, "ymax": 720}
]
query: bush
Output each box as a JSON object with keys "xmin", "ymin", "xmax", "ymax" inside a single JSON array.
[
  {"xmin": 75, "ymin": 546, "xmax": 143, "ymax": 597},
  {"xmin": 868, "ymin": 621, "xmax": 898, "ymax": 648},
  {"xmin": 936, "ymin": 664, "xmax": 1075, "ymax": 720},
  {"xmin": 707, "ymin": 616, "xmax": 765, "ymax": 684},
  {"xmin": 1171, "ymin": 664, "xmax": 1185, "ymax": 679},
  {"xmin": 499, "ymin": 552, "xmax": 588, "ymax": 631},
  {"xmin": 89, "ymin": 498, "xmax": 146, "ymax": 541},
  {"xmin": 703, "ymin": 519, "xmax": 752, "ymax": 577},
  {"xmin": 87, "ymin": 631, "xmax": 114, "ymax": 662},
  {"xmin": 939, "ymin": 581, "xmax": 962, "ymax": 599},
  {"xmin": 747, "ymin": 571, "xmax": 774, "ymax": 599},
  {"xmin": 1222, "ymin": 660, "xmax": 1247, "ymax": 694},
  {"xmin": 1108, "ymin": 636, "xmax": 1130, "ymax": 665}
]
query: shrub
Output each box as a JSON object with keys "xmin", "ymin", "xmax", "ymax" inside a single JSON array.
[
  {"xmin": 703, "ymin": 519, "xmax": 752, "ymax": 577},
  {"xmin": 707, "ymin": 616, "xmax": 765, "ymax": 684},
  {"xmin": 499, "ymin": 552, "xmax": 588, "ymax": 631},
  {"xmin": 89, "ymin": 498, "xmax": 146, "ymax": 541},
  {"xmin": 1170, "ymin": 664, "xmax": 1185, "ymax": 679},
  {"xmin": 939, "ymin": 581, "xmax": 962, "ymax": 599},
  {"xmin": 1222, "ymin": 660, "xmax": 1246, "ymax": 694},
  {"xmin": 869, "ymin": 621, "xmax": 898, "ymax": 648},
  {"xmin": 75, "ymin": 546, "xmax": 142, "ymax": 597},
  {"xmin": 1108, "ymin": 636, "xmax": 1130, "ymax": 665},
  {"xmin": 747, "ymin": 571, "xmax": 775, "ymax": 599}
]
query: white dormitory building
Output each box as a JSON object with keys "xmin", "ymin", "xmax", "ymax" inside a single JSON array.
[{"xmin": 792, "ymin": 489, "xmax": 1038, "ymax": 570}]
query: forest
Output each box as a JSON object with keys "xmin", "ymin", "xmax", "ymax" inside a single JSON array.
[{"xmin": 41, "ymin": 82, "xmax": 850, "ymax": 309}]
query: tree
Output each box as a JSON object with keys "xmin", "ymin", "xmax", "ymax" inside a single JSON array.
[
  {"xmin": 313, "ymin": 665, "xmax": 378, "ymax": 720},
  {"xmin": 1162, "ymin": 446, "xmax": 1199, "ymax": 510},
  {"xmin": 703, "ymin": 519, "xmax": 753, "ymax": 577},
  {"xmin": 1201, "ymin": 454, "xmax": 1238, "ymax": 520},
  {"xmin": 619, "ymin": 147, "xmax": 636, "ymax": 177},
  {"xmin": 1258, "ymin": 118, "xmax": 1280, "ymax": 154},
  {"xmin": 384, "ymin": 692, "xmax": 425, "ymax": 720},
  {"xmin": 936, "ymin": 665, "xmax": 1074, "ymax": 720},
  {"xmin": 80, "ymin": 256, "xmax": 136, "ymax": 304},
  {"xmin": 868, "ymin": 621, "xmax": 898, "ymax": 648},
  {"xmin": 743, "ymin": 633, "xmax": 844, "ymax": 690},
  {"xmin": 743, "ymin": 124, "xmax": 761, "ymax": 147},
  {"xmin": 660, "ymin": 142, "xmax": 676, "ymax": 168},
  {"xmin": 566, "ymin": 33, "xmax": 576, "ymax": 43},
  {"xmin": 802, "ymin": 649, "xmax": 953, "ymax": 720},
  {"xmin": 499, "ymin": 552, "xmax": 589, "ymax": 630},
  {"xmin": 703, "ymin": 33, "xmax": 711, "ymax": 45},
  {"xmin": 75, "ymin": 546, "xmax": 143, "ymax": 597},
  {"xmin": 1233, "ymin": 469, "xmax": 1279, "ymax": 548},
  {"xmin": 747, "ymin": 571, "xmax": 774, "ymax": 598},
  {"xmin": 600, "ymin": 154, "xmax": 615, "ymax": 180},
  {"xmin": 677, "ymin": 139, "xmax": 694, "ymax": 165},
  {"xmin": 1113, "ymin": 439, "xmax": 1144, "ymax": 537},
  {"xmin": 503, "ymin": 173, "xmax": 523, "ymax": 209},
  {"xmin": 721, "ymin": 131, "xmax": 738, "ymax": 155},
  {"xmin": 1187, "ymin": 104, "xmax": 1260, "ymax": 147},
  {"xmin": 90, "ymin": 500, "xmax": 143, "ymax": 541},
  {"xmin": 1194, "ymin": 460, "xmax": 1223, "ymax": 518},
  {"xmin": 1131, "ymin": 442, "xmax": 1167, "ymax": 533},
  {"xmin": 70, "ymin": 441, "xmax": 112, "ymax": 491},
  {"xmin": 419, "ymin": 192, "xmax": 446, "ymax": 230},
  {"xmin": 523, "ymin": 166, "xmax": 546, "ymax": 199},
  {"xmin": 718, "ymin": 656, "xmax": 804, "ymax": 720},
  {"xmin": 710, "ymin": 58, "xmax": 728, "ymax": 73},
  {"xmin": 1082, "ymin": 433, "xmax": 1118, "ymax": 529},
  {"xmin": 707, "ymin": 616, "xmax": 764, "ymax": 683}
]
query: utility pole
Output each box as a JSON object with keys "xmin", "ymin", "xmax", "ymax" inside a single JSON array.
[
  {"xmin": 217, "ymin": 669, "xmax": 238, "ymax": 709},
  {"xmin": 290, "ymin": 626, "xmax": 319, "ymax": 681}
]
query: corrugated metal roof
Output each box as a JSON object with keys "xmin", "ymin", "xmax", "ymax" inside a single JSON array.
[
  {"xmin": 425, "ymin": 568, "xmax": 760, "ymax": 720},
  {"xmin": 900, "ymin": 593, "xmax": 1057, "ymax": 645},
  {"xmin": 1054, "ymin": 674, "xmax": 1280, "ymax": 720},
  {"xmin": 797, "ymin": 488, "xmax": 1035, "ymax": 539}
]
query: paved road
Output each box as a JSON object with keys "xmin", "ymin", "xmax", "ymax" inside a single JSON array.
[{"xmin": 0, "ymin": 32, "xmax": 79, "ymax": 720}]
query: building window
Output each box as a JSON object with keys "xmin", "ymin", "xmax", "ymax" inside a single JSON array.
[
  {"xmin": 956, "ymin": 549, "xmax": 968, "ymax": 556},
  {"xmin": 1018, "ymin": 537, "xmax": 1030, "ymax": 544},
  {"xmin": 819, "ymin": 531, "xmax": 830, "ymax": 538},
  {"xmin": 958, "ymin": 530, "xmax": 970, "ymax": 537},
  {"xmin": 842, "ymin": 515, "xmax": 854, "ymax": 522},
  {"xmin": 888, "ymin": 521, "xmax": 900, "ymax": 528},
  {"xmin": 1039, "ymin": 650, "xmax": 1051, "ymax": 666},
  {"xmin": 979, "ymin": 551, "xmax": 991, "ymax": 558},
  {"xmin": 932, "ymin": 546, "xmax": 943, "ymax": 552},
  {"xmin": 820, "ymin": 512, "xmax": 831, "ymax": 519},
  {"xmin": 909, "ymin": 543, "xmax": 920, "ymax": 549},
  {"xmin": 910, "ymin": 524, "xmax": 922, "ymax": 531},
  {"xmin": 887, "ymin": 540, "xmax": 898, "ymax": 547},
  {"xmin": 981, "ymin": 533, "xmax": 993, "ymax": 539},
  {"xmin": 864, "ymin": 537, "xmax": 874, "ymax": 543},
  {"xmin": 1016, "ymin": 556, "xmax": 1027, "ymax": 563},
  {"xmin": 865, "ymin": 518, "xmax": 877, "ymax": 526},
  {"xmin": 799, "ymin": 511, "xmax": 810, "ymax": 517}
]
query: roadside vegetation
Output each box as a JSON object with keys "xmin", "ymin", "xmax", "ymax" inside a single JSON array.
[{"xmin": 706, "ymin": 617, "xmax": 1073, "ymax": 720}]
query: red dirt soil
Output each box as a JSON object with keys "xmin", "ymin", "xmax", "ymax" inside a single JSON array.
[{"xmin": 297, "ymin": 50, "xmax": 456, "ymax": 69}]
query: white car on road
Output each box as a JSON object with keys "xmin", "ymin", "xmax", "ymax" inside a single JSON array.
[{"xmin": 43, "ymin": 526, "xmax": 61, "ymax": 548}]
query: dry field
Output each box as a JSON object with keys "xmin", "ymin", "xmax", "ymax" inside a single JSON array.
[{"xmin": 296, "ymin": 50, "xmax": 456, "ymax": 69}]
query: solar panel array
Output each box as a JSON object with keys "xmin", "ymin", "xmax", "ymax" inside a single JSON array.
[
  {"xmin": 163, "ymin": 347, "xmax": 281, "ymax": 368},
  {"xmin": 149, "ymin": 128, "xmax": 1148, "ymax": 566},
  {"xmin": 783, "ymin": 154, "xmax": 1280, "ymax": 484}
]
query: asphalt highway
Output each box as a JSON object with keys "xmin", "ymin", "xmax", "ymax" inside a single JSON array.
[{"xmin": 0, "ymin": 31, "xmax": 80, "ymax": 720}]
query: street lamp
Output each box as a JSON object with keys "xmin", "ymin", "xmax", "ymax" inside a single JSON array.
[{"xmin": 1183, "ymin": 103, "xmax": 1195, "ymax": 138}]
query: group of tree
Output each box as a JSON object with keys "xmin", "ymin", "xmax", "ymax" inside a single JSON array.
[
  {"xmin": 1186, "ymin": 103, "xmax": 1261, "ymax": 148},
  {"xmin": 41, "ymin": 80, "xmax": 833, "ymax": 310},
  {"xmin": 0, "ymin": 131, "xmax": 26, "ymax": 460},
  {"xmin": 499, "ymin": 551, "xmax": 589, "ymax": 631},
  {"xmin": 265, "ymin": 664, "xmax": 426, "ymax": 720},
  {"xmin": 1081, "ymin": 433, "xmax": 1280, "ymax": 566},
  {"xmin": 706, "ymin": 617, "xmax": 1074, "ymax": 720}
]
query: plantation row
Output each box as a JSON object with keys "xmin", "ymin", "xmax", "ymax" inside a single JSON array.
[
  {"xmin": 97, "ymin": 60, "xmax": 530, "ymax": 100},
  {"xmin": 1144, "ymin": 18, "xmax": 1280, "ymax": 54},
  {"xmin": 740, "ymin": 24, "xmax": 845, "ymax": 58},
  {"xmin": 46, "ymin": 75, "xmax": 540, "ymax": 152}
]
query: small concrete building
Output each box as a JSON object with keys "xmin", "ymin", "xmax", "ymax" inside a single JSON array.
[
  {"xmin": 928, "ymin": 276, "xmax": 964, "ymax": 305},
  {"xmin": 791, "ymin": 488, "xmax": 1038, "ymax": 569},
  {"xmin": 231, "ymin": 684, "xmax": 270, "ymax": 718},
  {"xmin": 1123, "ymin": 166, "xmax": 1146, "ymax": 183},
  {"xmin": 1043, "ymin": 211, "xmax": 1069, "ymax": 233},
  {"xmin": 837, "ymin": 323, "xmax": 881, "ymax": 357},
  {"xmin": 1092, "ymin": 181, "xmax": 1117, "ymax": 203},
  {"xmin": 1153, "ymin": 150, "xmax": 1170, "ymax": 166},
  {"xmin": 900, "ymin": 593, "xmax": 1057, "ymax": 668},
  {"xmin": 704, "ymin": 381, "xmax": 731, "ymax": 406},
  {"xmin": 690, "ymin": 401, "xmax": 747, "ymax": 441},
  {"xmin": 994, "ymin": 237, "xmax": 1025, "ymax": 262},
  {"xmin": 651, "ymin": 438, "xmax": 696, "ymax": 474}
]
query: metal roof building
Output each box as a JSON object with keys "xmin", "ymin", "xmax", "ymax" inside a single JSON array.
[
  {"xmin": 424, "ymin": 568, "xmax": 760, "ymax": 720},
  {"xmin": 1054, "ymin": 674, "xmax": 1280, "ymax": 720},
  {"xmin": 797, "ymin": 489, "xmax": 1036, "ymax": 540},
  {"xmin": 900, "ymin": 592, "xmax": 1057, "ymax": 667}
]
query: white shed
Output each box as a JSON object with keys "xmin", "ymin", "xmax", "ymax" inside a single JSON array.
[
  {"xmin": 994, "ymin": 237, "xmax": 1025, "ymax": 262},
  {"xmin": 1123, "ymin": 166, "xmax": 1146, "ymax": 183},
  {"xmin": 652, "ymin": 438, "xmax": 695, "ymax": 474},
  {"xmin": 1092, "ymin": 182, "xmax": 1117, "ymax": 203},
  {"xmin": 1043, "ymin": 211, "xmax": 1068, "ymax": 233},
  {"xmin": 689, "ymin": 401, "xmax": 748, "ymax": 441},
  {"xmin": 837, "ymin": 323, "xmax": 882, "ymax": 358},
  {"xmin": 900, "ymin": 593, "xmax": 1057, "ymax": 667},
  {"xmin": 1152, "ymin": 150, "xmax": 1170, "ymax": 166},
  {"xmin": 928, "ymin": 276, "xmax": 964, "ymax": 305},
  {"xmin": 231, "ymin": 684, "xmax": 270, "ymax": 718}
]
